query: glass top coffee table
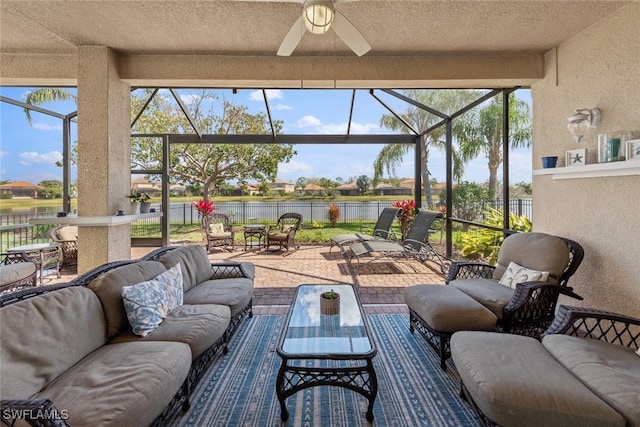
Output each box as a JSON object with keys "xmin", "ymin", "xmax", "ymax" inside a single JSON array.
[{"xmin": 275, "ymin": 284, "xmax": 378, "ymax": 421}]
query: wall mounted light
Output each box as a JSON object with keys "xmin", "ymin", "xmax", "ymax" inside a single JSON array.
[
  {"xmin": 303, "ymin": 0, "xmax": 335, "ymax": 35},
  {"xmin": 567, "ymin": 108, "xmax": 601, "ymax": 144}
]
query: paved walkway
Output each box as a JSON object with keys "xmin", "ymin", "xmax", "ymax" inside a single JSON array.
[{"xmin": 53, "ymin": 243, "xmax": 446, "ymax": 315}]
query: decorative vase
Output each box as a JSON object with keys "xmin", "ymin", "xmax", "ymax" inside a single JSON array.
[
  {"xmin": 320, "ymin": 291, "xmax": 340, "ymax": 315},
  {"xmin": 129, "ymin": 202, "xmax": 141, "ymax": 215},
  {"xmin": 140, "ymin": 202, "xmax": 151, "ymax": 214}
]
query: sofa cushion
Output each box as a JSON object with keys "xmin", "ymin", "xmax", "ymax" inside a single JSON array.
[
  {"xmin": 493, "ymin": 232, "xmax": 568, "ymax": 282},
  {"xmin": 183, "ymin": 277, "xmax": 253, "ymax": 317},
  {"xmin": 33, "ymin": 341, "xmax": 191, "ymax": 427},
  {"xmin": 56, "ymin": 225, "xmax": 77, "ymax": 241},
  {"xmin": 404, "ymin": 284, "xmax": 496, "ymax": 333},
  {"xmin": 0, "ymin": 287, "xmax": 107, "ymax": 400},
  {"xmin": 0, "ymin": 262, "xmax": 36, "ymax": 287},
  {"xmin": 498, "ymin": 261, "xmax": 549, "ymax": 288},
  {"xmin": 111, "ymin": 304, "xmax": 230, "ymax": 359},
  {"xmin": 451, "ymin": 331, "xmax": 625, "ymax": 427},
  {"xmin": 88, "ymin": 261, "xmax": 167, "ymax": 338},
  {"xmin": 449, "ymin": 278, "xmax": 513, "ymax": 319},
  {"xmin": 543, "ymin": 334, "xmax": 640, "ymax": 427},
  {"xmin": 156, "ymin": 246, "xmax": 212, "ymax": 292}
]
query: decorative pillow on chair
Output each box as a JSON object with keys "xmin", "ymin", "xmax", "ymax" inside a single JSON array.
[
  {"xmin": 121, "ymin": 264, "xmax": 184, "ymax": 337},
  {"xmin": 209, "ymin": 223, "xmax": 225, "ymax": 235},
  {"xmin": 282, "ymin": 225, "xmax": 294, "ymax": 233},
  {"xmin": 499, "ymin": 261, "xmax": 549, "ymax": 289}
]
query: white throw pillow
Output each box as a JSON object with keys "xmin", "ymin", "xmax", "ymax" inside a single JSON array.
[
  {"xmin": 499, "ymin": 261, "xmax": 549, "ymax": 289},
  {"xmin": 209, "ymin": 223, "xmax": 225, "ymax": 235}
]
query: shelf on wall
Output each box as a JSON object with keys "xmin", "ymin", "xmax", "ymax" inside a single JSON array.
[
  {"xmin": 29, "ymin": 212, "xmax": 162, "ymax": 227},
  {"xmin": 533, "ymin": 160, "xmax": 640, "ymax": 180}
]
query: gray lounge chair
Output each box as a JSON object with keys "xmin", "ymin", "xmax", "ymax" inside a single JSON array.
[
  {"xmin": 347, "ymin": 210, "xmax": 448, "ymax": 273},
  {"xmin": 329, "ymin": 207, "xmax": 402, "ymax": 253}
]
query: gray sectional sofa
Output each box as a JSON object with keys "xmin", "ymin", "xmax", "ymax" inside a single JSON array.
[
  {"xmin": 451, "ymin": 305, "xmax": 640, "ymax": 427},
  {"xmin": 0, "ymin": 245, "xmax": 254, "ymax": 427}
]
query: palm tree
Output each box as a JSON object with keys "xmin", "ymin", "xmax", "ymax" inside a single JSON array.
[
  {"xmin": 23, "ymin": 88, "xmax": 76, "ymax": 125},
  {"xmin": 375, "ymin": 89, "xmax": 478, "ymax": 208},
  {"xmin": 457, "ymin": 94, "xmax": 531, "ymax": 200}
]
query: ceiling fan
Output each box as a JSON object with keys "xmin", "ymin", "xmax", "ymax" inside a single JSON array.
[{"xmin": 276, "ymin": 0, "xmax": 371, "ymax": 57}]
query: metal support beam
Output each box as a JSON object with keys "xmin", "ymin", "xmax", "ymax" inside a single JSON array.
[
  {"xmin": 502, "ymin": 89, "xmax": 511, "ymax": 234},
  {"xmin": 369, "ymin": 90, "xmax": 419, "ymax": 135},
  {"xmin": 131, "ymin": 88, "xmax": 158, "ymax": 129},
  {"xmin": 161, "ymin": 135, "xmax": 170, "ymax": 247},
  {"xmin": 62, "ymin": 116, "xmax": 72, "ymax": 213},
  {"xmin": 382, "ymin": 89, "xmax": 448, "ymax": 119},
  {"xmin": 414, "ymin": 135, "xmax": 422, "ymax": 209},
  {"xmin": 262, "ymin": 89, "xmax": 277, "ymax": 140},
  {"xmin": 0, "ymin": 96, "xmax": 67, "ymax": 119},
  {"xmin": 163, "ymin": 133, "xmax": 415, "ymax": 145},
  {"xmin": 347, "ymin": 89, "xmax": 356, "ymax": 137},
  {"xmin": 169, "ymin": 89, "xmax": 202, "ymax": 138},
  {"xmin": 445, "ymin": 118, "xmax": 453, "ymax": 258}
]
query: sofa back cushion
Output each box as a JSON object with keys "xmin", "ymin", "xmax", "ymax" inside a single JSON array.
[
  {"xmin": 0, "ymin": 286, "xmax": 107, "ymax": 399},
  {"xmin": 156, "ymin": 245, "xmax": 211, "ymax": 292},
  {"xmin": 56, "ymin": 225, "xmax": 78, "ymax": 241},
  {"xmin": 493, "ymin": 232, "xmax": 569, "ymax": 283},
  {"xmin": 88, "ymin": 261, "xmax": 167, "ymax": 338}
]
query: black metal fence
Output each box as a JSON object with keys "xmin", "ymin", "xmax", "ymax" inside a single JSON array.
[{"xmin": 0, "ymin": 199, "xmax": 532, "ymax": 251}]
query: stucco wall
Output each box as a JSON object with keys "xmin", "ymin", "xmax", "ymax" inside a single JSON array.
[{"xmin": 531, "ymin": 3, "xmax": 639, "ymax": 317}]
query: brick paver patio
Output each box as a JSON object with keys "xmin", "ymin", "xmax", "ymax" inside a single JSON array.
[{"xmin": 53, "ymin": 243, "xmax": 446, "ymax": 315}]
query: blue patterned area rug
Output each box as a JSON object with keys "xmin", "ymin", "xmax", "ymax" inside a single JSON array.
[{"xmin": 168, "ymin": 314, "xmax": 480, "ymax": 427}]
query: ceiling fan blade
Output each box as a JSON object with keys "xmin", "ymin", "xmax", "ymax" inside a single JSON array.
[
  {"xmin": 277, "ymin": 16, "xmax": 306, "ymax": 56},
  {"xmin": 332, "ymin": 12, "xmax": 370, "ymax": 56}
]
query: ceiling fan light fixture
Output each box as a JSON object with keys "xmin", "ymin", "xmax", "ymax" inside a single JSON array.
[{"xmin": 303, "ymin": 1, "xmax": 334, "ymax": 35}]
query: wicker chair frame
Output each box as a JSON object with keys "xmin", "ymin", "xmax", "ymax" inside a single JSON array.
[
  {"xmin": 445, "ymin": 234, "xmax": 585, "ymax": 339},
  {"xmin": 202, "ymin": 213, "xmax": 235, "ymax": 253},
  {"xmin": 49, "ymin": 225, "xmax": 77, "ymax": 271},
  {"xmin": 0, "ymin": 252, "xmax": 37, "ymax": 294},
  {"xmin": 266, "ymin": 212, "xmax": 303, "ymax": 255}
]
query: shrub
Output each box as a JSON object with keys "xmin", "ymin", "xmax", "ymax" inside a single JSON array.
[
  {"xmin": 328, "ymin": 203, "xmax": 340, "ymax": 226},
  {"xmin": 456, "ymin": 207, "xmax": 532, "ymax": 263}
]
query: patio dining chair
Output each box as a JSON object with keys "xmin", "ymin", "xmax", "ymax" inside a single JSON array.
[
  {"xmin": 266, "ymin": 213, "xmax": 303, "ymax": 255},
  {"xmin": 347, "ymin": 210, "xmax": 448, "ymax": 273},
  {"xmin": 329, "ymin": 206, "xmax": 402, "ymax": 253},
  {"xmin": 203, "ymin": 213, "xmax": 235, "ymax": 252}
]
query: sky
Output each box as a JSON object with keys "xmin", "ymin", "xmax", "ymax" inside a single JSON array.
[{"xmin": 0, "ymin": 87, "xmax": 533, "ymax": 186}]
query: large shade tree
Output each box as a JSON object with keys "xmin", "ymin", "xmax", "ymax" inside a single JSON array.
[
  {"xmin": 457, "ymin": 94, "xmax": 532, "ymax": 199},
  {"xmin": 374, "ymin": 89, "xmax": 479, "ymax": 208},
  {"xmin": 23, "ymin": 88, "xmax": 295, "ymax": 202},
  {"xmin": 131, "ymin": 90, "xmax": 295, "ymax": 200}
]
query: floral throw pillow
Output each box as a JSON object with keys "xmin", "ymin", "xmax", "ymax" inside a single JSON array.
[
  {"xmin": 498, "ymin": 261, "xmax": 549, "ymax": 289},
  {"xmin": 121, "ymin": 264, "xmax": 184, "ymax": 337}
]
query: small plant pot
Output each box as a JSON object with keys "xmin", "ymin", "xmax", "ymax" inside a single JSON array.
[
  {"xmin": 140, "ymin": 202, "xmax": 151, "ymax": 213},
  {"xmin": 129, "ymin": 202, "xmax": 141, "ymax": 215},
  {"xmin": 320, "ymin": 292, "xmax": 340, "ymax": 315}
]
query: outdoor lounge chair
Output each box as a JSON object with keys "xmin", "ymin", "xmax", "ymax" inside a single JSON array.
[
  {"xmin": 329, "ymin": 206, "xmax": 402, "ymax": 253},
  {"xmin": 347, "ymin": 210, "xmax": 448, "ymax": 273}
]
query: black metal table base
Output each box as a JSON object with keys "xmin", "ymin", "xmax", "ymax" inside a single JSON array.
[{"xmin": 276, "ymin": 359, "xmax": 378, "ymax": 422}]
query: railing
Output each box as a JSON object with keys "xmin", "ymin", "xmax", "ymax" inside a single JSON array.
[{"xmin": 0, "ymin": 199, "xmax": 533, "ymax": 251}]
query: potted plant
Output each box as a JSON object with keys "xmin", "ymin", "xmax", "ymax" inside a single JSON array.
[
  {"xmin": 127, "ymin": 192, "xmax": 150, "ymax": 214},
  {"xmin": 320, "ymin": 289, "xmax": 340, "ymax": 315}
]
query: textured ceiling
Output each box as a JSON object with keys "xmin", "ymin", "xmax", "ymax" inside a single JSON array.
[{"xmin": 0, "ymin": 0, "xmax": 631, "ymax": 56}]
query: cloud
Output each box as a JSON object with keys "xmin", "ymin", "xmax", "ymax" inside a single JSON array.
[
  {"xmin": 179, "ymin": 94, "xmax": 201, "ymax": 105},
  {"xmin": 32, "ymin": 123, "xmax": 63, "ymax": 131},
  {"xmin": 19, "ymin": 151, "xmax": 63, "ymax": 166},
  {"xmin": 296, "ymin": 115, "xmax": 322, "ymax": 127},
  {"xmin": 278, "ymin": 159, "xmax": 313, "ymax": 175},
  {"xmin": 316, "ymin": 121, "xmax": 381, "ymax": 134},
  {"xmin": 0, "ymin": 151, "xmax": 6, "ymax": 157},
  {"xmin": 274, "ymin": 104, "xmax": 293, "ymax": 111},
  {"xmin": 249, "ymin": 89, "xmax": 284, "ymax": 102}
]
